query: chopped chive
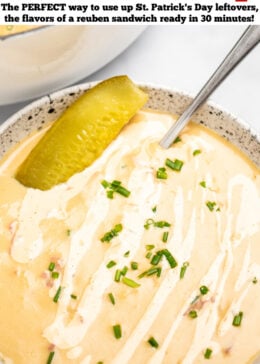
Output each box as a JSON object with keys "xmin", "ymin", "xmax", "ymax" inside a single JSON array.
[
  {"xmin": 108, "ymin": 292, "xmax": 115, "ymax": 305},
  {"xmin": 102, "ymin": 179, "xmax": 131, "ymax": 198},
  {"xmin": 162, "ymin": 231, "xmax": 169, "ymax": 243},
  {"xmin": 97, "ymin": 362, "xmax": 104, "ymax": 364},
  {"xmin": 106, "ymin": 190, "xmax": 114, "ymax": 199},
  {"xmin": 189, "ymin": 310, "xmax": 198, "ymax": 319},
  {"xmin": 161, "ymin": 249, "xmax": 178, "ymax": 268},
  {"xmin": 151, "ymin": 252, "xmax": 163, "ymax": 266},
  {"xmin": 252, "ymin": 277, "xmax": 257, "ymax": 284},
  {"xmin": 111, "ymin": 180, "xmax": 121, "ymax": 188},
  {"xmin": 156, "ymin": 167, "xmax": 168, "ymax": 179},
  {"xmin": 152, "ymin": 206, "xmax": 157, "ymax": 213},
  {"xmin": 139, "ymin": 266, "xmax": 162, "ymax": 278},
  {"xmin": 48, "ymin": 262, "xmax": 55, "ymax": 272},
  {"xmin": 114, "ymin": 224, "xmax": 123, "ymax": 233},
  {"xmin": 173, "ymin": 136, "xmax": 182, "ymax": 144},
  {"xmin": 70, "ymin": 294, "xmax": 77, "ymax": 300},
  {"xmin": 193, "ymin": 149, "xmax": 201, "ymax": 156},
  {"xmin": 124, "ymin": 251, "xmax": 130, "ymax": 257},
  {"xmin": 206, "ymin": 201, "xmax": 216, "ymax": 212},
  {"xmin": 232, "ymin": 311, "xmax": 243, "ymax": 327},
  {"xmin": 204, "ymin": 348, "xmax": 212, "ymax": 359},
  {"xmin": 121, "ymin": 266, "xmax": 128, "ymax": 276},
  {"xmin": 138, "ymin": 271, "xmax": 147, "ymax": 279},
  {"xmin": 113, "ymin": 324, "xmax": 122, "ymax": 339},
  {"xmin": 146, "ymin": 267, "xmax": 162, "ymax": 277},
  {"xmin": 53, "ymin": 286, "xmax": 62, "ymax": 303},
  {"xmin": 116, "ymin": 185, "xmax": 131, "ymax": 198},
  {"xmin": 145, "ymin": 244, "xmax": 155, "ymax": 251},
  {"xmin": 146, "ymin": 252, "xmax": 152, "ymax": 259},
  {"xmin": 165, "ymin": 158, "xmax": 184, "ymax": 172},
  {"xmin": 101, "ymin": 223, "xmax": 123, "ymax": 242},
  {"xmin": 156, "ymin": 267, "xmax": 162, "ymax": 277},
  {"xmin": 154, "ymin": 220, "xmax": 171, "ymax": 228},
  {"xmin": 67, "ymin": 229, "xmax": 71, "ymax": 236},
  {"xmin": 200, "ymin": 181, "xmax": 207, "ymax": 188},
  {"xmin": 122, "ymin": 276, "xmax": 140, "ymax": 288},
  {"xmin": 200, "ymin": 285, "xmax": 209, "ymax": 295},
  {"xmin": 131, "ymin": 261, "xmax": 138, "ymax": 270},
  {"xmin": 106, "ymin": 260, "xmax": 117, "ymax": 269},
  {"xmin": 148, "ymin": 336, "xmax": 159, "ymax": 348},
  {"xmin": 143, "ymin": 217, "xmax": 172, "ymax": 231},
  {"xmin": 51, "ymin": 271, "xmax": 59, "ymax": 279},
  {"xmin": 46, "ymin": 351, "xmax": 55, "ymax": 364},
  {"xmin": 114, "ymin": 269, "xmax": 122, "ymax": 282},
  {"xmin": 101, "ymin": 180, "xmax": 110, "ymax": 189},
  {"xmin": 180, "ymin": 261, "xmax": 189, "ymax": 279},
  {"xmin": 144, "ymin": 219, "xmax": 155, "ymax": 230},
  {"xmin": 111, "ymin": 180, "xmax": 130, "ymax": 197}
]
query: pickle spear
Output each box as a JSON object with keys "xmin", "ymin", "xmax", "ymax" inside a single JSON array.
[{"xmin": 15, "ymin": 76, "xmax": 148, "ymax": 190}]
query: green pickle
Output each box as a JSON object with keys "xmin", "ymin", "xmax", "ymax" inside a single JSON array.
[{"xmin": 15, "ymin": 76, "xmax": 148, "ymax": 190}]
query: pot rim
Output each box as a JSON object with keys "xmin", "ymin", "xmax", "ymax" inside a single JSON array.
[{"xmin": 0, "ymin": 25, "xmax": 51, "ymax": 41}]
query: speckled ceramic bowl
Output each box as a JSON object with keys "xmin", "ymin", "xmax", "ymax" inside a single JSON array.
[
  {"xmin": 0, "ymin": 82, "xmax": 259, "ymax": 168},
  {"xmin": 0, "ymin": 82, "xmax": 259, "ymax": 364}
]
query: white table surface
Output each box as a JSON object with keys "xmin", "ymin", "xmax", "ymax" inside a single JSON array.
[{"xmin": 0, "ymin": 25, "xmax": 259, "ymax": 133}]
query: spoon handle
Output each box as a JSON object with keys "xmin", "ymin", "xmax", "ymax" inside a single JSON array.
[{"xmin": 160, "ymin": 25, "xmax": 260, "ymax": 149}]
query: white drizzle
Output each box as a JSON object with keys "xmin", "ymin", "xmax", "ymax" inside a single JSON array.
[
  {"xmin": 44, "ymin": 120, "xmax": 164, "ymax": 349},
  {"xmin": 113, "ymin": 192, "xmax": 197, "ymax": 364}
]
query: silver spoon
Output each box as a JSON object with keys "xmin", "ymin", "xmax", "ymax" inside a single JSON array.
[{"xmin": 160, "ymin": 25, "xmax": 260, "ymax": 149}]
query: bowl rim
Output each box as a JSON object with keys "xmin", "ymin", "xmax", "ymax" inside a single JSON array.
[
  {"xmin": 1, "ymin": 80, "xmax": 259, "ymax": 142},
  {"xmin": 143, "ymin": 81, "xmax": 260, "ymax": 141}
]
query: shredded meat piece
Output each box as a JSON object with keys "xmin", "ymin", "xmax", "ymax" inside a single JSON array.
[
  {"xmin": 48, "ymin": 343, "xmax": 55, "ymax": 351},
  {"xmin": 223, "ymin": 346, "xmax": 232, "ymax": 355},
  {"xmin": 184, "ymin": 295, "xmax": 215, "ymax": 316}
]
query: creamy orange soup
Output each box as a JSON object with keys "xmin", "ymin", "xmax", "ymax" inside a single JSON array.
[{"xmin": 0, "ymin": 110, "xmax": 259, "ymax": 364}]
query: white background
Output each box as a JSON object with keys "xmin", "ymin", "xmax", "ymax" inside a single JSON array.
[
  {"xmin": 0, "ymin": 25, "xmax": 259, "ymax": 133},
  {"xmin": 0, "ymin": 0, "xmax": 259, "ymax": 23}
]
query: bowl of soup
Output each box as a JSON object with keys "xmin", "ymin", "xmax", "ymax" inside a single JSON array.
[
  {"xmin": 0, "ymin": 80, "xmax": 259, "ymax": 363},
  {"xmin": 0, "ymin": 25, "xmax": 146, "ymax": 105}
]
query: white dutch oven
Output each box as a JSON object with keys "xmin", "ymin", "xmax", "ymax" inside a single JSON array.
[{"xmin": 0, "ymin": 25, "xmax": 146, "ymax": 105}]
